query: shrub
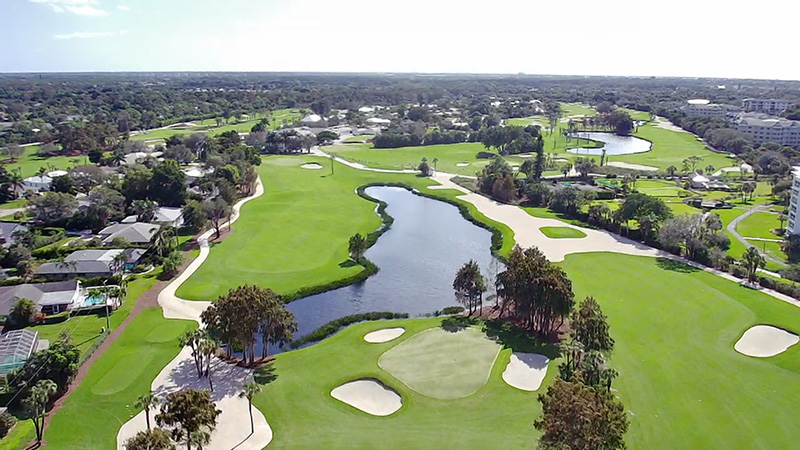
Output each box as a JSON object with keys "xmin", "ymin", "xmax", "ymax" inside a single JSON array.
[
  {"xmin": 476, "ymin": 151, "xmax": 495, "ymax": 159},
  {"xmin": 289, "ymin": 312, "xmax": 409, "ymax": 348},
  {"xmin": 0, "ymin": 410, "xmax": 16, "ymax": 438},
  {"xmin": 441, "ymin": 306, "xmax": 465, "ymax": 315}
]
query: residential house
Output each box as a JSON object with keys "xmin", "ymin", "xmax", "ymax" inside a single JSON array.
[
  {"xmin": 299, "ymin": 114, "xmax": 328, "ymax": 128},
  {"xmin": 98, "ymin": 222, "xmax": 160, "ymax": 245},
  {"xmin": 34, "ymin": 248, "xmax": 145, "ymax": 279},
  {"xmin": 22, "ymin": 175, "xmax": 52, "ymax": 192},
  {"xmin": 0, "ymin": 280, "xmax": 81, "ymax": 316},
  {"xmin": 122, "ymin": 207, "xmax": 183, "ymax": 228},
  {"xmin": 0, "ymin": 222, "xmax": 27, "ymax": 248}
]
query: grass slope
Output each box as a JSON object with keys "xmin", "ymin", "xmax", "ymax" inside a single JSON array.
[
  {"xmin": 2, "ymin": 146, "xmax": 82, "ymax": 178},
  {"xmin": 736, "ymin": 211, "xmax": 782, "ymax": 240},
  {"xmin": 130, "ymin": 109, "xmax": 300, "ymax": 142},
  {"xmin": 176, "ymin": 156, "xmax": 440, "ymax": 300},
  {"xmin": 42, "ymin": 308, "xmax": 196, "ymax": 450},
  {"xmin": 613, "ymin": 123, "xmax": 733, "ymax": 170},
  {"xmin": 560, "ymin": 253, "xmax": 800, "ymax": 449}
]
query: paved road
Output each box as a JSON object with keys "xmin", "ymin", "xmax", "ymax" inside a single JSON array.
[{"xmin": 726, "ymin": 205, "xmax": 787, "ymax": 268}]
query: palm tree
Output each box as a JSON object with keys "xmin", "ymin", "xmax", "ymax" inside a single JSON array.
[
  {"xmin": 8, "ymin": 171, "xmax": 24, "ymax": 197},
  {"xmin": 665, "ymin": 165, "xmax": 678, "ymax": 178},
  {"xmin": 432, "ymin": 157, "xmax": 439, "ymax": 173},
  {"xmin": 110, "ymin": 150, "xmax": 126, "ymax": 166},
  {"xmin": 134, "ymin": 392, "xmax": 159, "ymax": 431},
  {"xmin": 742, "ymin": 247, "xmax": 766, "ymax": 284},
  {"xmin": 23, "ymin": 379, "xmax": 58, "ymax": 444},
  {"xmin": 55, "ymin": 256, "xmax": 77, "ymax": 275},
  {"xmin": 111, "ymin": 251, "xmax": 128, "ymax": 274},
  {"xmin": 239, "ymin": 382, "xmax": 262, "ymax": 434}
]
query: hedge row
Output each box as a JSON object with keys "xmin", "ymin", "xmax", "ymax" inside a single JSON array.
[{"xmin": 289, "ymin": 312, "xmax": 409, "ymax": 349}]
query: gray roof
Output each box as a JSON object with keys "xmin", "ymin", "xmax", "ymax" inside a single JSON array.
[
  {"xmin": 736, "ymin": 115, "xmax": 800, "ymax": 128},
  {"xmin": 0, "ymin": 280, "xmax": 78, "ymax": 316},
  {"xmin": 154, "ymin": 207, "xmax": 182, "ymax": 223},
  {"xmin": 99, "ymin": 222, "xmax": 160, "ymax": 244},
  {"xmin": 35, "ymin": 248, "xmax": 145, "ymax": 276}
]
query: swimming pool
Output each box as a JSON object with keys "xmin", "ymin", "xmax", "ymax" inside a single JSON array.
[{"xmin": 81, "ymin": 294, "xmax": 106, "ymax": 308}]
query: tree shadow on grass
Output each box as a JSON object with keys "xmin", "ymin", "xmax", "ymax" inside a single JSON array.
[
  {"xmin": 441, "ymin": 316, "xmax": 477, "ymax": 333},
  {"xmin": 254, "ymin": 362, "xmax": 278, "ymax": 385},
  {"xmin": 338, "ymin": 259, "xmax": 359, "ymax": 268},
  {"xmin": 482, "ymin": 319, "xmax": 559, "ymax": 359},
  {"xmin": 656, "ymin": 257, "xmax": 700, "ymax": 274}
]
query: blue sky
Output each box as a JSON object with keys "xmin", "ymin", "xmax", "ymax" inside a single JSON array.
[{"xmin": 3, "ymin": 0, "xmax": 799, "ymax": 80}]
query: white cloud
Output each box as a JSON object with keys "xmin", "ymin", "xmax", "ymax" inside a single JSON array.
[
  {"xmin": 30, "ymin": 0, "xmax": 108, "ymax": 16},
  {"xmin": 117, "ymin": 5, "xmax": 130, "ymax": 11},
  {"xmin": 54, "ymin": 31, "xmax": 115, "ymax": 39}
]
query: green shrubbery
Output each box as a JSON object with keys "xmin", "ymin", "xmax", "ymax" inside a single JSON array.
[{"xmin": 289, "ymin": 312, "xmax": 409, "ymax": 348}]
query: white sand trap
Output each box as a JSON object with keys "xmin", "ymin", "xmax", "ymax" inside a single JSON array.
[
  {"xmin": 735, "ymin": 325, "xmax": 799, "ymax": 357},
  {"xmin": 456, "ymin": 162, "xmax": 470, "ymax": 167},
  {"xmin": 518, "ymin": 154, "xmax": 533, "ymax": 158},
  {"xmin": 364, "ymin": 327, "xmax": 405, "ymax": 343},
  {"xmin": 502, "ymin": 353, "xmax": 549, "ymax": 391},
  {"xmin": 606, "ymin": 161, "xmax": 659, "ymax": 172},
  {"xmin": 301, "ymin": 163, "xmax": 323, "ymax": 170},
  {"xmin": 331, "ymin": 379, "xmax": 402, "ymax": 416},
  {"xmin": 553, "ymin": 158, "xmax": 569, "ymax": 163}
]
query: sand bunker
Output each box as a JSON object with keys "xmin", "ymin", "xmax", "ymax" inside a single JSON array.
[
  {"xmin": 331, "ymin": 379, "xmax": 402, "ymax": 416},
  {"xmin": 456, "ymin": 162, "xmax": 470, "ymax": 167},
  {"xmin": 518, "ymin": 154, "xmax": 533, "ymax": 158},
  {"xmin": 735, "ymin": 325, "xmax": 799, "ymax": 357},
  {"xmin": 364, "ymin": 327, "xmax": 405, "ymax": 343},
  {"xmin": 301, "ymin": 163, "xmax": 323, "ymax": 170},
  {"xmin": 502, "ymin": 353, "xmax": 549, "ymax": 391},
  {"xmin": 606, "ymin": 161, "xmax": 658, "ymax": 172}
]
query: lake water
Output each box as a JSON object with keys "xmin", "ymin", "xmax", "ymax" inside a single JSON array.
[
  {"xmin": 566, "ymin": 132, "xmax": 651, "ymax": 156},
  {"xmin": 261, "ymin": 186, "xmax": 499, "ymax": 354}
]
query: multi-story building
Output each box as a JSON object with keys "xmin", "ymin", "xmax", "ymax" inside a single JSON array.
[
  {"xmin": 683, "ymin": 99, "xmax": 739, "ymax": 118},
  {"xmin": 742, "ymin": 98, "xmax": 791, "ymax": 115},
  {"xmin": 788, "ymin": 169, "xmax": 800, "ymax": 235},
  {"xmin": 733, "ymin": 114, "xmax": 800, "ymax": 147}
]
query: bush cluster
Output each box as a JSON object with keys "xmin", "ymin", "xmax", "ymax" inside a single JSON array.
[{"xmin": 289, "ymin": 312, "xmax": 409, "ymax": 348}]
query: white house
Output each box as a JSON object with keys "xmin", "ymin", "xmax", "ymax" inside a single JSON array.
[
  {"xmin": 299, "ymin": 114, "xmax": 328, "ymax": 127},
  {"xmin": 153, "ymin": 207, "xmax": 184, "ymax": 228},
  {"xmin": 365, "ymin": 118, "xmax": 391, "ymax": 126},
  {"xmin": 22, "ymin": 175, "xmax": 52, "ymax": 192},
  {"xmin": 690, "ymin": 174, "xmax": 710, "ymax": 189}
]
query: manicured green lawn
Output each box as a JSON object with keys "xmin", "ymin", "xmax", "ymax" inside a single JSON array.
[
  {"xmin": 377, "ymin": 327, "xmax": 500, "ymax": 399},
  {"xmin": 43, "ymin": 308, "xmax": 196, "ymax": 450},
  {"xmin": 176, "ymin": 156, "xmax": 442, "ymax": 300},
  {"xmin": 327, "ymin": 142, "xmax": 494, "ymax": 175},
  {"xmin": 619, "ymin": 108, "xmax": 651, "ymax": 121},
  {"xmin": 736, "ymin": 212, "xmax": 782, "ymax": 240},
  {"xmin": 130, "ymin": 109, "xmax": 300, "ymax": 142},
  {"xmin": 613, "ymin": 124, "xmax": 733, "ymax": 170},
  {"xmin": 634, "ymin": 179, "xmax": 691, "ymax": 198},
  {"xmin": 26, "ymin": 269, "xmax": 161, "ymax": 355},
  {"xmin": 255, "ymin": 252, "xmax": 800, "ymax": 449},
  {"xmin": 1, "ymin": 146, "xmax": 82, "ymax": 178},
  {"xmin": 539, "ymin": 226, "xmax": 587, "ymax": 239},
  {"xmin": 561, "ymin": 103, "xmax": 597, "ymax": 117},
  {"xmin": 254, "ymin": 317, "xmax": 554, "ymax": 449},
  {"xmin": 560, "ymin": 253, "xmax": 800, "ymax": 449},
  {"xmin": 747, "ymin": 239, "xmax": 788, "ymax": 262},
  {"xmin": 343, "ymin": 135, "xmax": 373, "ymax": 143}
]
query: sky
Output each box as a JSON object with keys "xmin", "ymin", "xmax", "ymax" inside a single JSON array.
[{"xmin": 3, "ymin": 0, "xmax": 799, "ymax": 80}]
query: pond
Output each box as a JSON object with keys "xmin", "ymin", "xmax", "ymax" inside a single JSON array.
[
  {"xmin": 566, "ymin": 132, "xmax": 651, "ymax": 156},
  {"xmin": 261, "ymin": 186, "xmax": 499, "ymax": 354}
]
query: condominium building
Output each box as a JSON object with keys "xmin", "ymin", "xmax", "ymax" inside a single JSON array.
[
  {"xmin": 733, "ymin": 114, "xmax": 800, "ymax": 147},
  {"xmin": 788, "ymin": 168, "xmax": 800, "ymax": 235},
  {"xmin": 742, "ymin": 98, "xmax": 790, "ymax": 115},
  {"xmin": 683, "ymin": 100, "xmax": 739, "ymax": 118}
]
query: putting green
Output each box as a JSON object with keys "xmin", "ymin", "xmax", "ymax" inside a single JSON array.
[
  {"xmin": 539, "ymin": 226, "xmax": 587, "ymax": 239},
  {"xmin": 378, "ymin": 327, "xmax": 501, "ymax": 399}
]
